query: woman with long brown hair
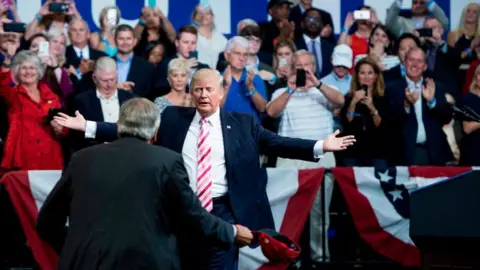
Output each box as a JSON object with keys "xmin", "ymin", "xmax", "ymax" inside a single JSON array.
[{"xmin": 341, "ymin": 57, "xmax": 390, "ymax": 167}]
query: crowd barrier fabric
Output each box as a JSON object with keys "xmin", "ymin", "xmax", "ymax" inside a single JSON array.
[
  {"xmin": 331, "ymin": 166, "xmax": 479, "ymax": 267},
  {"xmin": 0, "ymin": 168, "xmax": 324, "ymax": 270}
]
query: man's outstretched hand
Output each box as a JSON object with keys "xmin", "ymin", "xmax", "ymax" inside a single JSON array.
[
  {"xmin": 234, "ymin": 224, "xmax": 253, "ymax": 247},
  {"xmin": 323, "ymin": 130, "xmax": 356, "ymax": 152},
  {"xmin": 53, "ymin": 111, "xmax": 87, "ymax": 132}
]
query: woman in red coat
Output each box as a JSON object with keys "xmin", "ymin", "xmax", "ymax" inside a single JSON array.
[{"xmin": 0, "ymin": 50, "xmax": 65, "ymax": 170}]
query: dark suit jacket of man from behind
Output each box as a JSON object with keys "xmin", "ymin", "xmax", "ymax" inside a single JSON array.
[
  {"xmin": 93, "ymin": 106, "xmax": 320, "ymax": 231},
  {"xmin": 36, "ymin": 137, "xmax": 235, "ymax": 270}
]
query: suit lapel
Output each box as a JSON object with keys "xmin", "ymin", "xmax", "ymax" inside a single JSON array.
[
  {"xmin": 173, "ymin": 108, "xmax": 196, "ymax": 153},
  {"xmin": 91, "ymin": 94, "xmax": 104, "ymax": 122},
  {"xmin": 126, "ymin": 56, "xmax": 136, "ymax": 82},
  {"xmin": 219, "ymin": 109, "xmax": 235, "ymax": 182}
]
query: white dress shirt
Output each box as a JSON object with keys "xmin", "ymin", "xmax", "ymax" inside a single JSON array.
[
  {"xmin": 182, "ymin": 109, "xmax": 227, "ymax": 197},
  {"xmin": 96, "ymin": 90, "xmax": 120, "ymax": 123},
  {"xmin": 405, "ymin": 77, "xmax": 427, "ymax": 144},
  {"xmin": 73, "ymin": 46, "xmax": 90, "ymax": 59}
]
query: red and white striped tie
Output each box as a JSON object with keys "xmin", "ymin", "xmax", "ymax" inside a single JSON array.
[{"xmin": 197, "ymin": 117, "xmax": 213, "ymax": 212}]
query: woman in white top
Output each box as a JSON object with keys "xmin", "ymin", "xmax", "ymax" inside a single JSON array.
[
  {"xmin": 354, "ymin": 24, "xmax": 400, "ymax": 71},
  {"xmin": 192, "ymin": 4, "xmax": 227, "ymax": 68}
]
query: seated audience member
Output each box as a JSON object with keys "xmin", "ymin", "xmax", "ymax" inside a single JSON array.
[
  {"xmin": 72, "ymin": 57, "xmax": 134, "ymax": 150},
  {"xmin": 338, "ymin": 6, "xmax": 379, "ymax": 68},
  {"xmin": 113, "ymin": 24, "xmax": 155, "ymax": 98},
  {"xmin": 354, "ymin": 24, "xmax": 400, "ymax": 71},
  {"xmin": 25, "ymin": 0, "xmax": 81, "ymax": 41},
  {"xmin": 387, "ymin": 48, "xmax": 453, "ymax": 166},
  {"xmin": 42, "ymin": 28, "xmax": 73, "ymax": 108},
  {"xmin": 65, "ymin": 19, "xmax": 107, "ymax": 94},
  {"xmin": 447, "ymin": 3, "xmax": 480, "ymax": 65},
  {"xmin": 89, "ymin": 6, "xmax": 120, "ymax": 57},
  {"xmin": 341, "ymin": 57, "xmax": 390, "ymax": 168},
  {"xmin": 133, "ymin": 7, "xmax": 176, "ymax": 57},
  {"xmin": 294, "ymin": 7, "xmax": 334, "ymax": 78},
  {"xmin": 289, "ymin": 0, "xmax": 335, "ymax": 44},
  {"xmin": 383, "ymin": 33, "xmax": 423, "ymax": 82},
  {"xmin": 153, "ymin": 25, "xmax": 209, "ymax": 97},
  {"xmin": 192, "ymin": 4, "xmax": 227, "ymax": 69},
  {"xmin": 421, "ymin": 17, "xmax": 462, "ymax": 98},
  {"xmin": 154, "ymin": 59, "xmax": 192, "ymax": 114},
  {"xmin": 222, "ymin": 36, "xmax": 267, "ymax": 121},
  {"xmin": 385, "ymin": 0, "xmax": 449, "ymax": 38},
  {"xmin": 0, "ymin": 51, "xmax": 66, "ymax": 170},
  {"xmin": 321, "ymin": 44, "xmax": 353, "ymax": 132},
  {"xmin": 459, "ymin": 65, "xmax": 480, "ymax": 166},
  {"xmin": 143, "ymin": 40, "xmax": 165, "ymax": 67}
]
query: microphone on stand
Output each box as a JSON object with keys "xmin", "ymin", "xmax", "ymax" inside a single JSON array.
[{"xmin": 451, "ymin": 104, "xmax": 480, "ymax": 122}]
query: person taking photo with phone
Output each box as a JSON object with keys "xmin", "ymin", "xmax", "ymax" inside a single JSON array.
[
  {"xmin": 340, "ymin": 57, "xmax": 390, "ymax": 168},
  {"xmin": 25, "ymin": 0, "xmax": 81, "ymax": 42}
]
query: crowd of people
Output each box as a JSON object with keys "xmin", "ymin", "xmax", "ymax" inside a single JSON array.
[{"xmin": 1, "ymin": 0, "xmax": 480, "ymax": 268}]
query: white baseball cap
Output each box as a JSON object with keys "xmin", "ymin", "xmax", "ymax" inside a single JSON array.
[{"xmin": 332, "ymin": 44, "xmax": 353, "ymax": 69}]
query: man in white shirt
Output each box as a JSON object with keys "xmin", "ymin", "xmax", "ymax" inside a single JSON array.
[
  {"xmin": 52, "ymin": 68, "xmax": 355, "ymax": 270},
  {"xmin": 72, "ymin": 57, "xmax": 134, "ymax": 150}
]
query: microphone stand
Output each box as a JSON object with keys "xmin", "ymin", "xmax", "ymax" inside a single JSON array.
[{"xmin": 451, "ymin": 104, "xmax": 480, "ymax": 123}]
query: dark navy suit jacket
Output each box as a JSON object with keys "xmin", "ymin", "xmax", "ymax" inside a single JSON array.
[
  {"xmin": 387, "ymin": 79, "xmax": 454, "ymax": 165},
  {"xmin": 94, "ymin": 106, "xmax": 319, "ymax": 230},
  {"xmin": 72, "ymin": 89, "xmax": 134, "ymax": 150}
]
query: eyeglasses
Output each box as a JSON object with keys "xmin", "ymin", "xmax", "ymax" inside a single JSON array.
[
  {"xmin": 412, "ymin": 1, "xmax": 425, "ymax": 5},
  {"xmin": 246, "ymin": 36, "xmax": 261, "ymax": 43},
  {"xmin": 306, "ymin": 16, "xmax": 321, "ymax": 23}
]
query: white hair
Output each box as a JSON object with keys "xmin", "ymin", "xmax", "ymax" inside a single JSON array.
[
  {"xmin": 168, "ymin": 58, "xmax": 189, "ymax": 75},
  {"xmin": 236, "ymin": 18, "xmax": 258, "ymax": 34},
  {"xmin": 12, "ymin": 51, "xmax": 45, "ymax": 84},
  {"xmin": 117, "ymin": 98, "xmax": 160, "ymax": 140},
  {"xmin": 225, "ymin": 36, "xmax": 249, "ymax": 52},
  {"xmin": 94, "ymin": 56, "xmax": 117, "ymax": 74},
  {"xmin": 295, "ymin": 49, "xmax": 316, "ymax": 66}
]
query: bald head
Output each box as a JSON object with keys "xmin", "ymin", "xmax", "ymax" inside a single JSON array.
[
  {"xmin": 69, "ymin": 19, "xmax": 90, "ymax": 48},
  {"xmin": 190, "ymin": 69, "xmax": 225, "ymax": 117}
]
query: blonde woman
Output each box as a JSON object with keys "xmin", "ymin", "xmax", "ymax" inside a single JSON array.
[
  {"xmin": 154, "ymin": 59, "xmax": 192, "ymax": 113},
  {"xmin": 192, "ymin": 4, "xmax": 227, "ymax": 68},
  {"xmin": 341, "ymin": 57, "xmax": 389, "ymax": 167},
  {"xmin": 447, "ymin": 2, "xmax": 480, "ymax": 58},
  {"xmin": 459, "ymin": 65, "xmax": 480, "ymax": 165},
  {"xmin": 42, "ymin": 28, "xmax": 73, "ymax": 106}
]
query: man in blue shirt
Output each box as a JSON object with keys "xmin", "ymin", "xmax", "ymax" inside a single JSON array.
[{"xmin": 221, "ymin": 36, "xmax": 267, "ymax": 122}]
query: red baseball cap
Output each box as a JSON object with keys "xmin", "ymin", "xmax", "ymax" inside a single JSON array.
[{"xmin": 253, "ymin": 229, "xmax": 301, "ymax": 262}]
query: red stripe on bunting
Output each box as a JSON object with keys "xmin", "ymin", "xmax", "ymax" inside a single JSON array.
[
  {"xmin": 0, "ymin": 171, "xmax": 58, "ymax": 270},
  {"xmin": 408, "ymin": 166, "xmax": 472, "ymax": 178},
  {"xmin": 259, "ymin": 168, "xmax": 325, "ymax": 270},
  {"xmin": 332, "ymin": 167, "xmax": 421, "ymax": 267}
]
